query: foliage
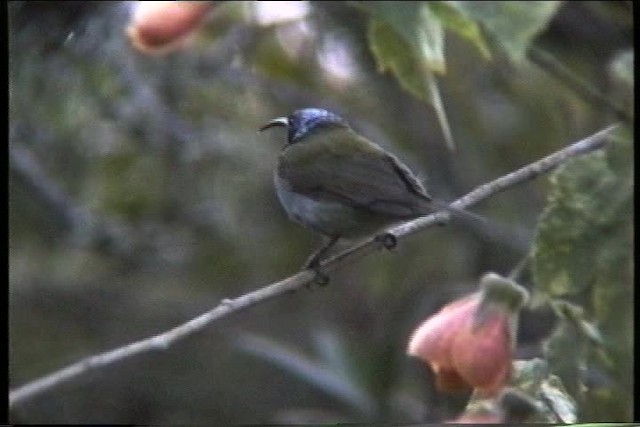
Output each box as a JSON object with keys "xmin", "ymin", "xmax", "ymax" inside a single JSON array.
[
  {"xmin": 533, "ymin": 126, "xmax": 633, "ymax": 421},
  {"xmin": 9, "ymin": 0, "xmax": 632, "ymax": 424}
]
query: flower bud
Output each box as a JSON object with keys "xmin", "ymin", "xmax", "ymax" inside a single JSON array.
[
  {"xmin": 126, "ymin": 1, "xmax": 215, "ymax": 55},
  {"xmin": 407, "ymin": 273, "xmax": 529, "ymax": 397}
]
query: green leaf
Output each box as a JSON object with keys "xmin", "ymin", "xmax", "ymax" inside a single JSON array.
[
  {"xmin": 360, "ymin": 2, "xmax": 456, "ymax": 149},
  {"xmin": 356, "ymin": 1, "xmax": 446, "ymax": 74},
  {"xmin": 367, "ymin": 19, "xmax": 430, "ymax": 102},
  {"xmin": 428, "ymin": 1, "xmax": 492, "ymax": 60},
  {"xmin": 553, "ymin": 300, "xmax": 604, "ymax": 347},
  {"xmin": 533, "ymin": 127, "xmax": 633, "ymax": 420},
  {"xmin": 425, "ymin": 69, "xmax": 455, "ymax": 150},
  {"xmin": 542, "ymin": 301, "xmax": 589, "ymax": 401},
  {"xmin": 447, "ymin": 1, "xmax": 563, "ymax": 62},
  {"xmin": 532, "ymin": 131, "xmax": 632, "ymax": 298},
  {"xmin": 312, "ymin": 329, "xmax": 355, "ymax": 384}
]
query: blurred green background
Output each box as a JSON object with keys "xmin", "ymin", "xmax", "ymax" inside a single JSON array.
[{"xmin": 9, "ymin": 1, "xmax": 633, "ymax": 424}]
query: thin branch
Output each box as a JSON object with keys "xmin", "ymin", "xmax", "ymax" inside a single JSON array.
[
  {"xmin": 317, "ymin": 123, "xmax": 620, "ymax": 272},
  {"xmin": 9, "ymin": 143, "xmax": 135, "ymax": 260},
  {"xmin": 9, "ymin": 270, "xmax": 314, "ymax": 407},
  {"xmin": 9, "ymin": 124, "xmax": 620, "ymax": 407},
  {"xmin": 10, "ymin": 144, "xmax": 91, "ymax": 234}
]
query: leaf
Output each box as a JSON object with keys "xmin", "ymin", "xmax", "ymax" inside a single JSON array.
[
  {"xmin": 510, "ymin": 358, "xmax": 577, "ymax": 423},
  {"xmin": 447, "ymin": 1, "xmax": 563, "ymax": 62},
  {"xmin": 312, "ymin": 329, "xmax": 355, "ymax": 384},
  {"xmin": 532, "ymin": 131, "xmax": 632, "ymax": 298},
  {"xmin": 426, "ymin": 71, "xmax": 455, "ymax": 151},
  {"xmin": 358, "ymin": 1, "xmax": 456, "ymax": 149},
  {"xmin": 532, "ymin": 127, "xmax": 633, "ymax": 420},
  {"xmin": 553, "ymin": 300, "xmax": 604, "ymax": 347},
  {"xmin": 235, "ymin": 332, "xmax": 375, "ymax": 416},
  {"xmin": 539, "ymin": 375, "xmax": 577, "ymax": 424},
  {"xmin": 428, "ymin": 1, "xmax": 492, "ymax": 60},
  {"xmin": 542, "ymin": 301, "xmax": 589, "ymax": 400},
  {"xmin": 367, "ymin": 19, "xmax": 430, "ymax": 102},
  {"xmin": 356, "ymin": 1, "xmax": 446, "ymax": 74},
  {"xmin": 511, "ymin": 358, "xmax": 549, "ymax": 394}
]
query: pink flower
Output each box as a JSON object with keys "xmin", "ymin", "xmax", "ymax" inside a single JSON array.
[
  {"xmin": 407, "ymin": 273, "xmax": 528, "ymax": 397},
  {"xmin": 127, "ymin": 1, "xmax": 215, "ymax": 55}
]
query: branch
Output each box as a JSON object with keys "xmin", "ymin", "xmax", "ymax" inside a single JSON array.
[
  {"xmin": 9, "ymin": 124, "xmax": 620, "ymax": 407},
  {"xmin": 10, "ymin": 144, "xmax": 94, "ymax": 234},
  {"xmin": 9, "ymin": 143, "xmax": 135, "ymax": 260}
]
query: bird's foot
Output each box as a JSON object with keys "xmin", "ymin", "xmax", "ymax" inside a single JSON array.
[
  {"xmin": 301, "ymin": 236, "xmax": 341, "ymax": 288},
  {"xmin": 304, "ymin": 267, "xmax": 330, "ymax": 289},
  {"xmin": 375, "ymin": 232, "xmax": 398, "ymax": 250},
  {"xmin": 303, "ymin": 257, "xmax": 330, "ymax": 288}
]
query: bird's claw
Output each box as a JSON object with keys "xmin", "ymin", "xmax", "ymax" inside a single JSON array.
[
  {"xmin": 375, "ymin": 232, "xmax": 398, "ymax": 250},
  {"xmin": 302, "ymin": 250, "xmax": 331, "ymax": 288},
  {"xmin": 305, "ymin": 267, "xmax": 330, "ymax": 289}
]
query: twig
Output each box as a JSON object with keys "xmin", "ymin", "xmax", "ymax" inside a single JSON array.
[
  {"xmin": 9, "ymin": 124, "xmax": 620, "ymax": 407},
  {"xmin": 10, "ymin": 144, "xmax": 93, "ymax": 234},
  {"xmin": 9, "ymin": 143, "xmax": 134, "ymax": 259},
  {"xmin": 9, "ymin": 270, "xmax": 314, "ymax": 407}
]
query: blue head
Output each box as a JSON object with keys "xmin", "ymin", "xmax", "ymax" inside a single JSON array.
[{"xmin": 260, "ymin": 108, "xmax": 348, "ymax": 144}]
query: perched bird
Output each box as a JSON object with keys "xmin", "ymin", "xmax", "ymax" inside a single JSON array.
[{"xmin": 260, "ymin": 108, "xmax": 482, "ymax": 270}]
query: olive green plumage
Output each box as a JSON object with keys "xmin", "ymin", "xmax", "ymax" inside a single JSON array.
[
  {"xmin": 277, "ymin": 125, "xmax": 435, "ymax": 236},
  {"xmin": 260, "ymin": 107, "xmax": 463, "ymax": 269}
]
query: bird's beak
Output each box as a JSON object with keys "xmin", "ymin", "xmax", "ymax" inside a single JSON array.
[{"xmin": 259, "ymin": 117, "xmax": 289, "ymax": 132}]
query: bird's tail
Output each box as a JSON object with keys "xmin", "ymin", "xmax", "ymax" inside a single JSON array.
[
  {"xmin": 429, "ymin": 199, "xmax": 528, "ymax": 252},
  {"xmin": 429, "ymin": 198, "xmax": 487, "ymax": 226}
]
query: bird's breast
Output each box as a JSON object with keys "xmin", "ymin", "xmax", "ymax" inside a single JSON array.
[{"xmin": 274, "ymin": 173, "xmax": 389, "ymax": 239}]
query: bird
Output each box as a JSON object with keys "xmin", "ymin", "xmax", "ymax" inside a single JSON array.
[{"xmin": 259, "ymin": 107, "xmax": 484, "ymax": 272}]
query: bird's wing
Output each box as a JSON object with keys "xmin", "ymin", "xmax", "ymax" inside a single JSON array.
[{"xmin": 279, "ymin": 128, "xmax": 434, "ymax": 218}]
